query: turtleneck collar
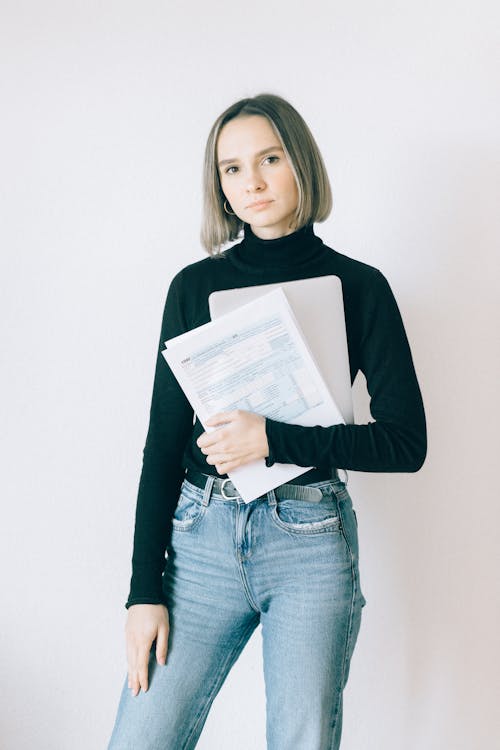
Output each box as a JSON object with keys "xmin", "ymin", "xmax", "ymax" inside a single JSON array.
[{"xmin": 226, "ymin": 222, "xmax": 328, "ymax": 274}]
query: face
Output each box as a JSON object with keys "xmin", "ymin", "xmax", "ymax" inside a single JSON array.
[{"xmin": 216, "ymin": 115, "xmax": 299, "ymax": 240}]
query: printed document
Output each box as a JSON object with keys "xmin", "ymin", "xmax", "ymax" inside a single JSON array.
[{"xmin": 163, "ymin": 287, "xmax": 344, "ymax": 502}]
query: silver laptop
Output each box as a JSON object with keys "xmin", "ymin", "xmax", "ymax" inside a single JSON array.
[{"xmin": 208, "ymin": 275, "xmax": 353, "ymax": 424}]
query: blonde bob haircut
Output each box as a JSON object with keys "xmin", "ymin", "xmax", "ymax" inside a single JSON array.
[{"xmin": 200, "ymin": 93, "xmax": 333, "ymax": 255}]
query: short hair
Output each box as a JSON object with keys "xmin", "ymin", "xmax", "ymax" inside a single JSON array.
[{"xmin": 200, "ymin": 93, "xmax": 333, "ymax": 255}]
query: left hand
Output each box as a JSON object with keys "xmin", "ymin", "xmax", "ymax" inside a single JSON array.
[{"xmin": 196, "ymin": 409, "xmax": 269, "ymax": 474}]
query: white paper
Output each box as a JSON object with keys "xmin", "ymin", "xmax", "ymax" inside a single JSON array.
[{"xmin": 163, "ymin": 287, "xmax": 344, "ymax": 502}]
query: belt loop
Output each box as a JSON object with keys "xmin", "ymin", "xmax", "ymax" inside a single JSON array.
[
  {"xmin": 266, "ymin": 487, "xmax": 277, "ymax": 508},
  {"xmin": 202, "ymin": 474, "xmax": 214, "ymax": 506}
]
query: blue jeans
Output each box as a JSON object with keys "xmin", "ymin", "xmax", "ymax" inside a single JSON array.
[{"xmin": 108, "ymin": 471, "xmax": 366, "ymax": 750}]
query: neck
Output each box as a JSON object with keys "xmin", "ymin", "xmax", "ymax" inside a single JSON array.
[
  {"xmin": 248, "ymin": 223, "xmax": 298, "ymax": 241},
  {"xmin": 227, "ymin": 222, "xmax": 328, "ymax": 273}
]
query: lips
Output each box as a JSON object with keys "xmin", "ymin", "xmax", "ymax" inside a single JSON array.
[{"xmin": 247, "ymin": 199, "xmax": 273, "ymax": 209}]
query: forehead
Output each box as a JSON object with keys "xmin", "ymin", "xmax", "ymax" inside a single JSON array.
[{"xmin": 216, "ymin": 115, "xmax": 279, "ymax": 157}]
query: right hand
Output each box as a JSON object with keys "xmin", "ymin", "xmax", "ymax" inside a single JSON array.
[{"xmin": 125, "ymin": 603, "xmax": 170, "ymax": 696}]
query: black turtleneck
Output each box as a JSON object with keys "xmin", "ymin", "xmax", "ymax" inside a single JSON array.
[
  {"xmin": 126, "ymin": 223, "xmax": 427, "ymax": 608},
  {"xmin": 230, "ymin": 222, "xmax": 329, "ymax": 271}
]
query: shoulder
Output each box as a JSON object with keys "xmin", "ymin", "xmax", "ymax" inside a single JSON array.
[
  {"xmin": 174, "ymin": 252, "xmax": 231, "ymax": 285},
  {"xmin": 321, "ymin": 244, "xmax": 394, "ymax": 306},
  {"xmin": 324, "ymin": 244, "xmax": 386, "ymax": 283},
  {"xmin": 162, "ymin": 252, "xmax": 235, "ymax": 330},
  {"xmin": 165, "ymin": 253, "xmax": 230, "ymax": 292}
]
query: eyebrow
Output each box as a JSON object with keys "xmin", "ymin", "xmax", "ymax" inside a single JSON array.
[{"xmin": 217, "ymin": 145, "xmax": 284, "ymax": 167}]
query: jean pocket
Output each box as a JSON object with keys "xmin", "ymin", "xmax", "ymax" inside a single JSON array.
[
  {"xmin": 271, "ymin": 495, "xmax": 341, "ymax": 535},
  {"xmin": 171, "ymin": 483, "xmax": 206, "ymax": 531}
]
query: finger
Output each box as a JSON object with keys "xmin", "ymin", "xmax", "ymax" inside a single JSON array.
[
  {"xmin": 197, "ymin": 430, "xmax": 224, "ymax": 450},
  {"xmin": 137, "ymin": 653, "xmax": 150, "ymax": 693},
  {"xmin": 156, "ymin": 625, "xmax": 169, "ymax": 666},
  {"xmin": 127, "ymin": 646, "xmax": 141, "ymax": 696},
  {"xmin": 126, "ymin": 641, "xmax": 137, "ymax": 691},
  {"xmin": 127, "ymin": 653, "xmax": 140, "ymax": 696},
  {"xmin": 205, "ymin": 411, "xmax": 236, "ymax": 427},
  {"xmin": 127, "ymin": 661, "xmax": 134, "ymax": 690},
  {"xmin": 215, "ymin": 453, "xmax": 253, "ymax": 472},
  {"xmin": 215, "ymin": 459, "xmax": 240, "ymax": 474},
  {"xmin": 130, "ymin": 671, "xmax": 141, "ymax": 697},
  {"xmin": 205, "ymin": 451, "xmax": 234, "ymax": 466}
]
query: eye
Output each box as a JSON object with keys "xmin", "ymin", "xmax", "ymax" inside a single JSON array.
[
  {"xmin": 263, "ymin": 155, "xmax": 280, "ymax": 165},
  {"xmin": 224, "ymin": 165, "xmax": 238, "ymax": 174}
]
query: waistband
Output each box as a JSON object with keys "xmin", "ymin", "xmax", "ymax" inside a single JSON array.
[{"xmin": 184, "ymin": 468, "xmax": 339, "ymax": 504}]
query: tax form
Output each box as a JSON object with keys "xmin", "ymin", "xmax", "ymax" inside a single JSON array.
[{"xmin": 163, "ymin": 287, "xmax": 344, "ymax": 502}]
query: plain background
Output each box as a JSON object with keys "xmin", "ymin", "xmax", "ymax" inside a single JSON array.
[{"xmin": 1, "ymin": 1, "xmax": 499, "ymax": 748}]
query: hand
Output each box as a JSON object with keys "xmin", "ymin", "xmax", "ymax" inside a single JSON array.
[
  {"xmin": 125, "ymin": 604, "xmax": 169, "ymax": 696},
  {"xmin": 196, "ymin": 409, "xmax": 269, "ymax": 474}
]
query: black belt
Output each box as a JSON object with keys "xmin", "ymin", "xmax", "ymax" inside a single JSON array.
[{"xmin": 185, "ymin": 468, "xmax": 337, "ymax": 499}]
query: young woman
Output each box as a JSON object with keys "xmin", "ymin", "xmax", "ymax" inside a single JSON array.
[{"xmin": 108, "ymin": 93, "xmax": 427, "ymax": 749}]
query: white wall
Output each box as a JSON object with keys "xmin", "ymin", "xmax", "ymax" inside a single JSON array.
[{"xmin": 2, "ymin": 1, "xmax": 499, "ymax": 748}]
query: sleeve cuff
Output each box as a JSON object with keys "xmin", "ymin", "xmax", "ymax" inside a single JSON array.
[
  {"xmin": 125, "ymin": 595, "xmax": 168, "ymax": 610},
  {"xmin": 126, "ymin": 559, "xmax": 167, "ymax": 609},
  {"xmin": 265, "ymin": 418, "xmax": 276, "ymax": 467}
]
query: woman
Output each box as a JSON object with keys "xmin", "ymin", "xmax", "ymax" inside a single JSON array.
[{"xmin": 108, "ymin": 93, "xmax": 427, "ymax": 749}]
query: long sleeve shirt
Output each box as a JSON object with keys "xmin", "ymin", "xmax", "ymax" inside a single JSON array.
[{"xmin": 126, "ymin": 222, "xmax": 427, "ymax": 608}]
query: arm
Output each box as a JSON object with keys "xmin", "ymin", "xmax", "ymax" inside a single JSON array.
[
  {"xmin": 124, "ymin": 270, "xmax": 194, "ymax": 695},
  {"xmin": 126, "ymin": 269, "xmax": 194, "ymax": 608},
  {"xmin": 197, "ymin": 270, "xmax": 426, "ymax": 475},
  {"xmin": 264, "ymin": 269, "xmax": 427, "ymax": 473}
]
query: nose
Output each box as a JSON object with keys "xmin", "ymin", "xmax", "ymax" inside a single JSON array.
[{"xmin": 246, "ymin": 167, "xmax": 266, "ymax": 193}]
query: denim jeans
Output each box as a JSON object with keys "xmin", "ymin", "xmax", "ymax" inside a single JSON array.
[{"xmin": 108, "ymin": 471, "xmax": 366, "ymax": 750}]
